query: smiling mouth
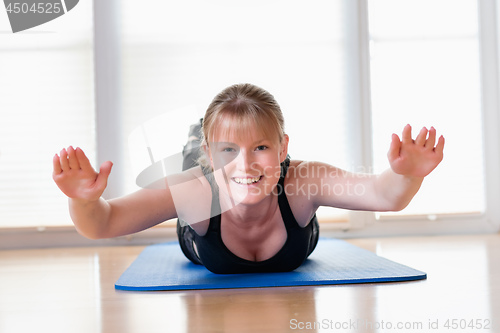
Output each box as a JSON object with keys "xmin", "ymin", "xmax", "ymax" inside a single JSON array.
[{"xmin": 231, "ymin": 176, "xmax": 263, "ymax": 185}]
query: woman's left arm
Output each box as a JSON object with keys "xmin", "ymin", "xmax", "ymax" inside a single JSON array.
[{"xmin": 307, "ymin": 124, "xmax": 444, "ymax": 212}]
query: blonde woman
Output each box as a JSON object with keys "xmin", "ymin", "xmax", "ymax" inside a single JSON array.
[{"xmin": 53, "ymin": 83, "xmax": 445, "ymax": 274}]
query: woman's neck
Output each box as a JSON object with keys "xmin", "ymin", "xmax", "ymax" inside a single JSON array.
[{"xmin": 219, "ymin": 192, "xmax": 279, "ymax": 230}]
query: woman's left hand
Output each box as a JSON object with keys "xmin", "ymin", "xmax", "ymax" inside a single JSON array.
[{"xmin": 387, "ymin": 124, "xmax": 445, "ymax": 178}]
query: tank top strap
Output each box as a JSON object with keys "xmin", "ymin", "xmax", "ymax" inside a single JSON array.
[
  {"xmin": 276, "ymin": 156, "xmax": 299, "ymax": 230},
  {"xmin": 201, "ymin": 166, "xmax": 222, "ymax": 233}
]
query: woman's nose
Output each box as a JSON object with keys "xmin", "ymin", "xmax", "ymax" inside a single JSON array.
[{"xmin": 235, "ymin": 150, "xmax": 252, "ymax": 171}]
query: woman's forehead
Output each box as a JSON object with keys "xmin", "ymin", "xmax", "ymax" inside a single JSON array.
[{"xmin": 209, "ymin": 114, "xmax": 280, "ymax": 144}]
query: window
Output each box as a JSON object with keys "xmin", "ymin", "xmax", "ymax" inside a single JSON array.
[
  {"xmin": 0, "ymin": 2, "xmax": 95, "ymax": 228},
  {"xmin": 359, "ymin": 0, "xmax": 500, "ymax": 236},
  {"xmin": 369, "ymin": 0, "xmax": 485, "ymax": 217},
  {"xmin": 2, "ymin": 0, "xmax": 499, "ymax": 244}
]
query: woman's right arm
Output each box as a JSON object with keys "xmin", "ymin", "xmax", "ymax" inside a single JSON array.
[{"xmin": 52, "ymin": 146, "xmax": 178, "ymax": 239}]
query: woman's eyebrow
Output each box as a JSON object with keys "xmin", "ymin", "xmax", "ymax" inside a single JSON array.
[
  {"xmin": 212, "ymin": 138, "xmax": 271, "ymax": 145},
  {"xmin": 252, "ymin": 139, "xmax": 272, "ymax": 145}
]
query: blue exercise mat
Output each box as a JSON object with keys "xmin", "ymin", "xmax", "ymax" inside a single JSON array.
[{"xmin": 115, "ymin": 238, "xmax": 426, "ymax": 291}]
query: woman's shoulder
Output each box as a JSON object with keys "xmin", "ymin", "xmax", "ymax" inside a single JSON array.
[
  {"xmin": 167, "ymin": 166, "xmax": 210, "ymax": 188},
  {"xmin": 286, "ymin": 159, "xmax": 335, "ymax": 182},
  {"xmin": 282, "ymin": 160, "xmax": 320, "ymax": 226},
  {"xmin": 167, "ymin": 166, "xmax": 213, "ymax": 227}
]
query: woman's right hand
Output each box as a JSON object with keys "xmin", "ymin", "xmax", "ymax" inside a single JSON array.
[{"xmin": 52, "ymin": 146, "xmax": 113, "ymax": 202}]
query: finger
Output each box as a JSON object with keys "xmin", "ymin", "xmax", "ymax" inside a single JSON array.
[
  {"xmin": 415, "ymin": 127, "xmax": 428, "ymax": 146},
  {"xmin": 387, "ymin": 133, "xmax": 401, "ymax": 162},
  {"xmin": 53, "ymin": 154, "xmax": 62, "ymax": 175},
  {"xmin": 60, "ymin": 148, "xmax": 70, "ymax": 171},
  {"xmin": 95, "ymin": 161, "xmax": 113, "ymax": 192},
  {"xmin": 434, "ymin": 135, "xmax": 445, "ymax": 159},
  {"xmin": 67, "ymin": 146, "xmax": 80, "ymax": 170},
  {"xmin": 425, "ymin": 126, "xmax": 436, "ymax": 149},
  {"xmin": 75, "ymin": 147, "xmax": 93, "ymax": 172},
  {"xmin": 402, "ymin": 124, "xmax": 413, "ymax": 144}
]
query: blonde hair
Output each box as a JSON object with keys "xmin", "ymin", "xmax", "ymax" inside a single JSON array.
[{"xmin": 199, "ymin": 83, "xmax": 285, "ymax": 169}]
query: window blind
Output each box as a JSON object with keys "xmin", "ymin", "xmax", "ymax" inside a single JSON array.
[
  {"xmin": 368, "ymin": 0, "xmax": 485, "ymax": 217},
  {"xmin": 0, "ymin": 2, "xmax": 95, "ymax": 227}
]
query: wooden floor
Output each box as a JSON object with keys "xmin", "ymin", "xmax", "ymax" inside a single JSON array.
[{"xmin": 0, "ymin": 234, "xmax": 499, "ymax": 333}]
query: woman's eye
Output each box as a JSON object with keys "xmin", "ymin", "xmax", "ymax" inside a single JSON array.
[
  {"xmin": 222, "ymin": 147, "xmax": 235, "ymax": 152},
  {"xmin": 256, "ymin": 145, "xmax": 268, "ymax": 151}
]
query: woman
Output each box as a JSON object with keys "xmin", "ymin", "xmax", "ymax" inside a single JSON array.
[{"xmin": 52, "ymin": 83, "xmax": 445, "ymax": 274}]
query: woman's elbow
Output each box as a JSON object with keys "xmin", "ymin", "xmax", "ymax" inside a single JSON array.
[
  {"xmin": 74, "ymin": 225, "xmax": 109, "ymax": 240},
  {"xmin": 375, "ymin": 196, "xmax": 412, "ymax": 212},
  {"xmin": 386, "ymin": 199, "xmax": 412, "ymax": 212}
]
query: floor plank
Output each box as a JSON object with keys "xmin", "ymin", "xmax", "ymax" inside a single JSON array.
[{"xmin": 0, "ymin": 234, "xmax": 498, "ymax": 333}]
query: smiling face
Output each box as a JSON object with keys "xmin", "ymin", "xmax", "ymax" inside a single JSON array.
[{"xmin": 207, "ymin": 114, "xmax": 288, "ymax": 207}]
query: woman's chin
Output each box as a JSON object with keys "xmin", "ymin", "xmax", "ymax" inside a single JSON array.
[{"xmin": 219, "ymin": 185, "xmax": 267, "ymax": 207}]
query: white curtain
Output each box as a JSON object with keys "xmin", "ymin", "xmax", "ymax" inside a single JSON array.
[
  {"xmin": 369, "ymin": 0, "xmax": 485, "ymax": 216},
  {"xmin": 0, "ymin": 2, "xmax": 95, "ymax": 227}
]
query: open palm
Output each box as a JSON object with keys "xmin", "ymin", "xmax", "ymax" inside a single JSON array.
[
  {"xmin": 388, "ymin": 125, "xmax": 445, "ymax": 178},
  {"xmin": 52, "ymin": 146, "xmax": 113, "ymax": 202}
]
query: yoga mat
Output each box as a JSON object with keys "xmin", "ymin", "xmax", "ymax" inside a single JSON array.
[{"xmin": 115, "ymin": 238, "xmax": 426, "ymax": 291}]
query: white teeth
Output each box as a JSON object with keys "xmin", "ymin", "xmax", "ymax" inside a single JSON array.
[{"xmin": 233, "ymin": 176, "xmax": 261, "ymax": 184}]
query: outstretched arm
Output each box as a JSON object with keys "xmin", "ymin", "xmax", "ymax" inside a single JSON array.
[
  {"xmin": 307, "ymin": 125, "xmax": 444, "ymax": 212},
  {"xmin": 53, "ymin": 146, "xmax": 177, "ymax": 239}
]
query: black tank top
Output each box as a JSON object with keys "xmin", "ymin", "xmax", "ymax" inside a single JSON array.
[{"xmin": 192, "ymin": 159, "xmax": 318, "ymax": 274}]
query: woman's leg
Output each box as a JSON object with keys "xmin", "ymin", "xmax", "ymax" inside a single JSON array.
[
  {"xmin": 182, "ymin": 118, "xmax": 203, "ymax": 171},
  {"xmin": 176, "ymin": 219, "xmax": 202, "ymax": 265},
  {"xmin": 306, "ymin": 216, "xmax": 320, "ymax": 258},
  {"xmin": 177, "ymin": 118, "xmax": 204, "ymax": 265}
]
